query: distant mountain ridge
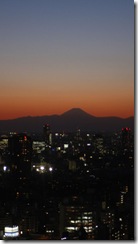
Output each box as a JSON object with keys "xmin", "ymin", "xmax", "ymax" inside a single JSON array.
[{"xmin": 0, "ymin": 108, "xmax": 134, "ymax": 133}]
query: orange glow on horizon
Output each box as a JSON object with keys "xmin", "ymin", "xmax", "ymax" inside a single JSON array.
[{"xmin": 0, "ymin": 102, "xmax": 134, "ymax": 120}]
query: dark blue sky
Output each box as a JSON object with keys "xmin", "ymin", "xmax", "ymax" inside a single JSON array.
[{"xmin": 0, "ymin": 0, "xmax": 134, "ymax": 119}]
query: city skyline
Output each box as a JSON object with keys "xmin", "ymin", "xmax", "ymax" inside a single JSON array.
[{"xmin": 0, "ymin": 0, "xmax": 134, "ymax": 120}]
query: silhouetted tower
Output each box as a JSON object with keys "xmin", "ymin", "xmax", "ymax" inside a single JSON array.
[
  {"xmin": 43, "ymin": 124, "xmax": 52, "ymax": 145},
  {"xmin": 76, "ymin": 128, "xmax": 81, "ymax": 141},
  {"xmin": 8, "ymin": 133, "xmax": 32, "ymax": 174},
  {"xmin": 121, "ymin": 127, "xmax": 131, "ymax": 149}
]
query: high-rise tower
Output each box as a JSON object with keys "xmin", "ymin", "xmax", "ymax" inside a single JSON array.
[
  {"xmin": 8, "ymin": 133, "xmax": 32, "ymax": 173},
  {"xmin": 121, "ymin": 127, "xmax": 131, "ymax": 149},
  {"xmin": 43, "ymin": 124, "xmax": 52, "ymax": 145}
]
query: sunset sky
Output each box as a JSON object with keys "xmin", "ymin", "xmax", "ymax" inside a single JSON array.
[{"xmin": 0, "ymin": 0, "xmax": 134, "ymax": 120}]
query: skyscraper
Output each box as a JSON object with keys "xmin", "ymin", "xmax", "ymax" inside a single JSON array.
[
  {"xmin": 43, "ymin": 124, "xmax": 52, "ymax": 146},
  {"xmin": 121, "ymin": 127, "xmax": 131, "ymax": 149},
  {"xmin": 8, "ymin": 133, "xmax": 32, "ymax": 174}
]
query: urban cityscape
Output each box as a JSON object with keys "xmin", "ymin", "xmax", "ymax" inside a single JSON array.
[
  {"xmin": 0, "ymin": 121, "xmax": 134, "ymax": 240},
  {"xmin": 0, "ymin": 0, "xmax": 134, "ymax": 240}
]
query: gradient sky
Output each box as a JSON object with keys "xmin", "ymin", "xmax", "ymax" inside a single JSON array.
[{"xmin": 0, "ymin": 0, "xmax": 134, "ymax": 119}]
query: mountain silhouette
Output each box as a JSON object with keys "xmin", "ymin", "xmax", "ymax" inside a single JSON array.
[
  {"xmin": 61, "ymin": 108, "xmax": 93, "ymax": 118},
  {"xmin": 0, "ymin": 108, "xmax": 134, "ymax": 133}
]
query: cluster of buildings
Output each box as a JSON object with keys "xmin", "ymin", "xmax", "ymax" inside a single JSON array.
[{"xmin": 0, "ymin": 125, "xmax": 134, "ymax": 240}]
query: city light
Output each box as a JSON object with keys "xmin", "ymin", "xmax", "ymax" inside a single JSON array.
[
  {"xmin": 40, "ymin": 166, "xmax": 45, "ymax": 171},
  {"xmin": 0, "ymin": 126, "xmax": 134, "ymax": 240},
  {"xmin": 3, "ymin": 166, "xmax": 7, "ymax": 171},
  {"xmin": 4, "ymin": 226, "xmax": 19, "ymax": 238},
  {"xmin": 49, "ymin": 167, "xmax": 53, "ymax": 172}
]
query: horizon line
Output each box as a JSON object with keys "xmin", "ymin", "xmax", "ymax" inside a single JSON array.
[{"xmin": 0, "ymin": 108, "xmax": 134, "ymax": 121}]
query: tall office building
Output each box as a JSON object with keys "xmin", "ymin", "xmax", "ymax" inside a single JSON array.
[
  {"xmin": 43, "ymin": 124, "xmax": 52, "ymax": 145},
  {"xmin": 121, "ymin": 127, "xmax": 131, "ymax": 148},
  {"xmin": 59, "ymin": 196, "xmax": 96, "ymax": 240},
  {"xmin": 8, "ymin": 133, "xmax": 32, "ymax": 173}
]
